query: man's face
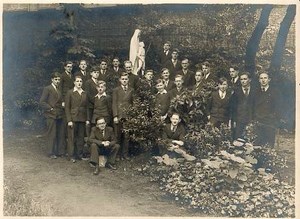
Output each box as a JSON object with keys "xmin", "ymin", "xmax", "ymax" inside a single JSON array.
[
  {"xmin": 195, "ymin": 72, "xmax": 203, "ymax": 82},
  {"xmin": 112, "ymin": 59, "xmax": 120, "ymax": 67},
  {"xmin": 91, "ymin": 71, "xmax": 99, "ymax": 79},
  {"xmin": 97, "ymin": 84, "xmax": 106, "ymax": 95},
  {"xmin": 119, "ymin": 75, "xmax": 129, "ymax": 86},
  {"xmin": 181, "ymin": 60, "xmax": 189, "ymax": 70},
  {"xmin": 52, "ymin": 77, "xmax": 61, "ymax": 87},
  {"xmin": 259, "ymin": 73, "xmax": 270, "ymax": 87},
  {"xmin": 229, "ymin": 68, "xmax": 238, "ymax": 78},
  {"xmin": 74, "ymin": 77, "xmax": 83, "ymax": 89},
  {"xmin": 240, "ymin": 74, "xmax": 251, "ymax": 87},
  {"xmin": 163, "ymin": 43, "xmax": 170, "ymax": 51},
  {"xmin": 202, "ymin": 65, "xmax": 210, "ymax": 74},
  {"xmin": 174, "ymin": 77, "xmax": 183, "ymax": 88},
  {"xmin": 124, "ymin": 63, "xmax": 132, "ymax": 73},
  {"xmin": 79, "ymin": 61, "xmax": 87, "ymax": 71},
  {"xmin": 170, "ymin": 114, "xmax": 180, "ymax": 126},
  {"xmin": 156, "ymin": 82, "xmax": 164, "ymax": 92},
  {"xmin": 145, "ymin": 72, "xmax": 153, "ymax": 81},
  {"xmin": 65, "ymin": 64, "xmax": 73, "ymax": 73},
  {"xmin": 161, "ymin": 70, "xmax": 170, "ymax": 80},
  {"xmin": 100, "ymin": 62, "xmax": 108, "ymax": 70},
  {"xmin": 96, "ymin": 119, "xmax": 106, "ymax": 130},
  {"xmin": 171, "ymin": 52, "xmax": 178, "ymax": 59},
  {"xmin": 218, "ymin": 81, "xmax": 228, "ymax": 92}
]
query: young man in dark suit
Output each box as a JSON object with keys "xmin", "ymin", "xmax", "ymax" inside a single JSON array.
[
  {"xmin": 228, "ymin": 65, "xmax": 241, "ymax": 93},
  {"xmin": 39, "ymin": 72, "xmax": 64, "ymax": 158},
  {"xmin": 65, "ymin": 75, "xmax": 89, "ymax": 162},
  {"xmin": 155, "ymin": 79, "xmax": 170, "ymax": 122},
  {"xmin": 159, "ymin": 41, "xmax": 172, "ymax": 67},
  {"xmin": 176, "ymin": 58, "xmax": 195, "ymax": 88},
  {"xmin": 74, "ymin": 60, "xmax": 89, "ymax": 89},
  {"xmin": 191, "ymin": 70, "xmax": 205, "ymax": 92},
  {"xmin": 253, "ymin": 72, "xmax": 281, "ymax": 147},
  {"xmin": 168, "ymin": 74, "xmax": 187, "ymax": 100},
  {"xmin": 164, "ymin": 49, "xmax": 181, "ymax": 80},
  {"xmin": 89, "ymin": 117, "xmax": 120, "ymax": 175},
  {"xmin": 161, "ymin": 68, "xmax": 175, "ymax": 92},
  {"xmin": 91, "ymin": 81, "xmax": 112, "ymax": 127},
  {"xmin": 112, "ymin": 72, "xmax": 134, "ymax": 160},
  {"xmin": 231, "ymin": 72, "xmax": 254, "ymax": 140},
  {"xmin": 158, "ymin": 113, "xmax": 186, "ymax": 156},
  {"xmin": 202, "ymin": 61, "xmax": 218, "ymax": 84},
  {"xmin": 124, "ymin": 60, "xmax": 139, "ymax": 90},
  {"xmin": 85, "ymin": 66, "xmax": 100, "ymax": 134},
  {"xmin": 207, "ymin": 77, "xmax": 232, "ymax": 128}
]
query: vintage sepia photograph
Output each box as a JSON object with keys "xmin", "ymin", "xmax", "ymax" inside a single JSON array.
[{"xmin": 2, "ymin": 2, "xmax": 296, "ymax": 217}]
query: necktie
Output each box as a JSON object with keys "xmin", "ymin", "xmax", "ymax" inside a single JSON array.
[
  {"xmin": 221, "ymin": 92, "xmax": 225, "ymax": 99},
  {"xmin": 102, "ymin": 130, "xmax": 105, "ymax": 136},
  {"xmin": 262, "ymin": 88, "xmax": 265, "ymax": 92},
  {"xmin": 171, "ymin": 126, "xmax": 176, "ymax": 132},
  {"xmin": 123, "ymin": 86, "xmax": 127, "ymax": 92},
  {"xmin": 244, "ymin": 88, "xmax": 249, "ymax": 96}
]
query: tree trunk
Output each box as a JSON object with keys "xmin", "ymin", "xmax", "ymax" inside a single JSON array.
[
  {"xmin": 269, "ymin": 5, "xmax": 296, "ymax": 74},
  {"xmin": 244, "ymin": 5, "xmax": 273, "ymax": 76}
]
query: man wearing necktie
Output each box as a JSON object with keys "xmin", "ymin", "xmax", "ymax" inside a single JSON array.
[
  {"xmin": 112, "ymin": 72, "xmax": 134, "ymax": 160},
  {"xmin": 89, "ymin": 117, "xmax": 120, "ymax": 175},
  {"xmin": 157, "ymin": 113, "xmax": 186, "ymax": 156},
  {"xmin": 74, "ymin": 60, "xmax": 89, "ymax": 89},
  {"xmin": 231, "ymin": 72, "xmax": 255, "ymax": 140},
  {"xmin": 39, "ymin": 72, "xmax": 64, "ymax": 159},
  {"xmin": 159, "ymin": 41, "xmax": 172, "ymax": 67},
  {"xmin": 164, "ymin": 49, "xmax": 181, "ymax": 80},
  {"xmin": 253, "ymin": 72, "xmax": 281, "ymax": 147}
]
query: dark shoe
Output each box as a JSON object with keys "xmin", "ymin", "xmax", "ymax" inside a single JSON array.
[
  {"xmin": 106, "ymin": 163, "xmax": 117, "ymax": 170},
  {"xmin": 50, "ymin": 155, "xmax": 57, "ymax": 159},
  {"xmin": 93, "ymin": 166, "xmax": 100, "ymax": 175},
  {"xmin": 89, "ymin": 162, "xmax": 96, "ymax": 168}
]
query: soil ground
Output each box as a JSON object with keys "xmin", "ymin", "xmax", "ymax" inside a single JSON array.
[{"xmin": 3, "ymin": 128, "xmax": 295, "ymax": 216}]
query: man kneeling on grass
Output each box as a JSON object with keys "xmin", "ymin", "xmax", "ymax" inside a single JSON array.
[{"xmin": 89, "ymin": 117, "xmax": 120, "ymax": 175}]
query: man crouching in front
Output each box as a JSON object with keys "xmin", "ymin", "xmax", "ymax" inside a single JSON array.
[{"xmin": 89, "ymin": 117, "xmax": 120, "ymax": 175}]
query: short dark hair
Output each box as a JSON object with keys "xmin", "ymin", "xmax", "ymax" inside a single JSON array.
[
  {"xmin": 218, "ymin": 77, "xmax": 228, "ymax": 84},
  {"xmin": 74, "ymin": 75, "xmax": 83, "ymax": 81},
  {"xmin": 120, "ymin": 72, "xmax": 129, "ymax": 78},
  {"xmin": 239, "ymin": 71, "xmax": 251, "ymax": 79},
  {"xmin": 161, "ymin": 68, "xmax": 169, "ymax": 73},
  {"xmin": 51, "ymin": 72, "xmax": 61, "ymax": 79},
  {"xmin": 202, "ymin": 61, "xmax": 210, "ymax": 67},
  {"xmin": 172, "ymin": 48, "xmax": 179, "ymax": 53},
  {"xmin": 95, "ymin": 117, "xmax": 106, "ymax": 123},
  {"xmin": 91, "ymin": 66, "xmax": 100, "ymax": 72},
  {"xmin": 156, "ymin": 79, "xmax": 164, "ymax": 85},
  {"xmin": 230, "ymin": 65, "xmax": 239, "ymax": 72},
  {"xmin": 65, "ymin": 61, "xmax": 73, "ymax": 66}
]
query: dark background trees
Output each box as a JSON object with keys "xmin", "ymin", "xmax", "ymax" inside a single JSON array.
[{"xmin": 3, "ymin": 4, "xmax": 295, "ymax": 130}]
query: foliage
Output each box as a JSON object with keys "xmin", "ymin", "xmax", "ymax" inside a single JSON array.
[
  {"xmin": 139, "ymin": 141, "xmax": 294, "ymax": 217},
  {"xmin": 123, "ymin": 81, "xmax": 164, "ymax": 151}
]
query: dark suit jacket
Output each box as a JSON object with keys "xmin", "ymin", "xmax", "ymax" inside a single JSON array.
[
  {"xmin": 128, "ymin": 73, "xmax": 140, "ymax": 90},
  {"xmin": 85, "ymin": 78, "xmax": 99, "ymax": 109},
  {"xmin": 159, "ymin": 50, "xmax": 172, "ymax": 66},
  {"xmin": 89, "ymin": 126, "xmax": 116, "ymax": 146},
  {"xmin": 176, "ymin": 69, "xmax": 195, "ymax": 87},
  {"xmin": 207, "ymin": 91, "xmax": 232, "ymax": 122},
  {"xmin": 65, "ymin": 89, "xmax": 88, "ymax": 122},
  {"xmin": 91, "ymin": 95, "xmax": 112, "ymax": 123},
  {"xmin": 164, "ymin": 80, "xmax": 176, "ymax": 91},
  {"xmin": 112, "ymin": 86, "xmax": 134, "ymax": 119},
  {"xmin": 98, "ymin": 70, "xmax": 113, "ymax": 83},
  {"xmin": 40, "ymin": 85, "xmax": 64, "ymax": 119},
  {"xmin": 162, "ymin": 123, "xmax": 186, "ymax": 144},
  {"xmin": 155, "ymin": 92, "xmax": 170, "ymax": 116},
  {"xmin": 253, "ymin": 86, "xmax": 281, "ymax": 126},
  {"xmin": 204, "ymin": 72, "xmax": 218, "ymax": 83},
  {"xmin": 232, "ymin": 86, "xmax": 254, "ymax": 123},
  {"xmin": 169, "ymin": 87, "xmax": 187, "ymax": 100},
  {"xmin": 59, "ymin": 72, "xmax": 74, "ymax": 101},
  {"xmin": 164, "ymin": 59, "xmax": 181, "ymax": 80}
]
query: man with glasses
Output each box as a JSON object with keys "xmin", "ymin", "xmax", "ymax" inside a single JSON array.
[
  {"xmin": 89, "ymin": 117, "xmax": 120, "ymax": 175},
  {"xmin": 40, "ymin": 72, "xmax": 64, "ymax": 159}
]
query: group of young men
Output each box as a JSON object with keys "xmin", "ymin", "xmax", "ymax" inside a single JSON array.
[{"xmin": 39, "ymin": 41, "xmax": 281, "ymax": 175}]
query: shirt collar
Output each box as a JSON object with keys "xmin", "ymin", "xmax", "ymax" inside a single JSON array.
[
  {"xmin": 261, "ymin": 85, "xmax": 269, "ymax": 91},
  {"xmin": 158, "ymin": 89, "xmax": 167, "ymax": 95},
  {"xmin": 73, "ymin": 87, "xmax": 84, "ymax": 94},
  {"xmin": 92, "ymin": 78, "xmax": 98, "ymax": 84},
  {"xmin": 51, "ymin": 83, "xmax": 57, "ymax": 89},
  {"xmin": 95, "ymin": 92, "xmax": 107, "ymax": 99}
]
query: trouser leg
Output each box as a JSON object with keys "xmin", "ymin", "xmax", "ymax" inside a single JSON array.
[
  {"xmin": 46, "ymin": 118, "xmax": 56, "ymax": 156},
  {"xmin": 74, "ymin": 122, "xmax": 85, "ymax": 158},
  {"xmin": 90, "ymin": 143, "xmax": 100, "ymax": 165},
  {"xmin": 67, "ymin": 125, "xmax": 74, "ymax": 159},
  {"xmin": 107, "ymin": 144, "xmax": 120, "ymax": 164}
]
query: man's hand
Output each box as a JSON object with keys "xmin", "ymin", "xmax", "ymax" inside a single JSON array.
[
  {"xmin": 102, "ymin": 141, "xmax": 110, "ymax": 147},
  {"xmin": 62, "ymin": 102, "xmax": 65, "ymax": 108},
  {"xmin": 172, "ymin": 140, "xmax": 184, "ymax": 146},
  {"xmin": 68, "ymin": 121, "xmax": 73, "ymax": 128},
  {"xmin": 113, "ymin": 117, "xmax": 119, "ymax": 124},
  {"xmin": 86, "ymin": 121, "xmax": 90, "ymax": 126}
]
